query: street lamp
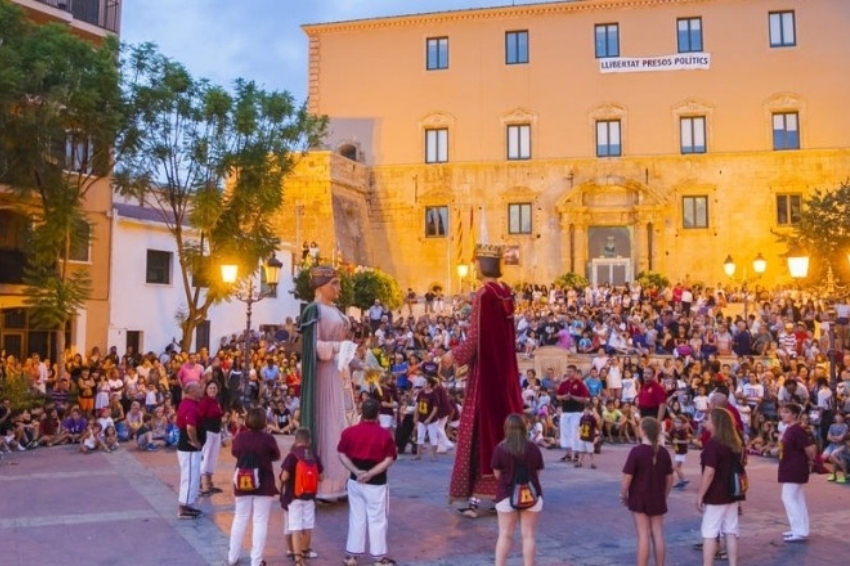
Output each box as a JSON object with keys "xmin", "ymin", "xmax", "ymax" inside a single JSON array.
[
  {"xmin": 723, "ymin": 253, "xmax": 767, "ymax": 320},
  {"xmin": 457, "ymin": 263, "xmax": 469, "ymax": 294},
  {"xmin": 785, "ymin": 248, "xmax": 840, "ymax": 393},
  {"xmin": 220, "ymin": 254, "xmax": 283, "ymax": 406}
]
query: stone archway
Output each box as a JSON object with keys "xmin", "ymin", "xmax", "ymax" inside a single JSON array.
[{"xmin": 555, "ymin": 178, "xmax": 666, "ymax": 281}]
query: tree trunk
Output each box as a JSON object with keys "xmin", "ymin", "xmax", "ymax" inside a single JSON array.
[{"xmin": 55, "ymin": 324, "xmax": 66, "ymax": 374}]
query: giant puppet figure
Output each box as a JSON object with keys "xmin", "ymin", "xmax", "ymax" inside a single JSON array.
[
  {"xmin": 443, "ymin": 243, "xmax": 524, "ymax": 516},
  {"xmin": 299, "ymin": 265, "xmax": 356, "ymax": 500}
]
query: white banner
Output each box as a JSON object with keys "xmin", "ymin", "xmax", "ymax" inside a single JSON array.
[{"xmin": 599, "ymin": 53, "xmax": 711, "ymax": 74}]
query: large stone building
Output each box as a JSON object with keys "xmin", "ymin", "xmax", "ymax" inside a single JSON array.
[
  {"xmin": 0, "ymin": 0, "xmax": 120, "ymax": 360},
  {"xmin": 287, "ymin": 0, "xmax": 850, "ymax": 295}
]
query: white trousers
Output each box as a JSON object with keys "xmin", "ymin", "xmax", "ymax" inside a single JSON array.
[
  {"xmin": 346, "ymin": 479, "xmax": 389, "ymax": 558},
  {"xmin": 780, "ymin": 482, "xmax": 810, "ymax": 537},
  {"xmin": 559, "ymin": 412, "xmax": 582, "ymax": 451},
  {"xmin": 435, "ymin": 416, "xmax": 454, "ymax": 450},
  {"xmin": 228, "ymin": 495, "xmax": 273, "ymax": 566},
  {"xmin": 416, "ymin": 421, "xmax": 440, "ymax": 446},
  {"xmin": 200, "ymin": 432, "xmax": 221, "ymax": 476},
  {"xmin": 177, "ymin": 450, "xmax": 201, "ymax": 506}
]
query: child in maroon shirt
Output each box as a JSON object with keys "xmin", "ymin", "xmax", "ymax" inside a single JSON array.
[{"xmin": 576, "ymin": 404, "xmax": 599, "ymax": 469}]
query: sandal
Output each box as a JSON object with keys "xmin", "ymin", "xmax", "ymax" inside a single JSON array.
[
  {"xmin": 293, "ymin": 554, "xmax": 306, "ymax": 566},
  {"xmin": 342, "ymin": 556, "xmax": 358, "ymax": 566},
  {"xmin": 373, "ymin": 559, "xmax": 397, "ymax": 566},
  {"xmin": 574, "ymin": 461, "xmax": 583, "ymax": 468}
]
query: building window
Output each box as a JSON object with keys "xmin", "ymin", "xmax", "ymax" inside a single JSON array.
[
  {"xmin": 677, "ymin": 17, "xmax": 703, "ymax": 53},
  {"xmin": 769, "ymin": 11, "xmax": 796, "ymax": 47},
  {"xmin": 680, "ymin": 116, "xmax": 706, "ymax": 154},
  {"xmin": 426, "ymin": 37, "xmax": 449, "ymax": 70},
  {"xmin": 505, "ymin": 30, "xmax": 529, "ymax": 64},
  {"xmin": 64, "ymin": 133, "xmax": 94, "ymax": 174},
  {"xmin": 776, "ymin": 194, "xmax": 802, "ymax": 225},
  {"xmin": 506, "ymin": 124, "xmax": 531, "ymax": 160},
  {"xmin": 425, "ymin": 206, "xmax": 448, "ymax": 238},
  {"xmin": 146, "ymin": 250, "xmax": 172, "ymax": 284},
  {"xmin": 772, "ymin": 112, "xmax": 799, "ymax": 150},
  {"xmin": 682, "ymin": 196, "xmax": 708, "ymax": 229},
  {"xmin": 508, "ymin": 203, "xmax": 532, "ymax": 235},
  {"xmin": 595, "ymin": 24, "xmax": 619, "ymax": 58},
  {"xmin": 596, "ymin": 120, "xmax": 621, "ymax": 157},
  {"xmin": 67, "ymin": 219, "xmax": 91, "ymax": 262},
  {"xmin": 425, "ymin": 128, "xmax": 448, "ymax": 163}
]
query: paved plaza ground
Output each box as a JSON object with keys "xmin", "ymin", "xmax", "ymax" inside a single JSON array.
[{"xmin": 1, "ymin": 436, "xmax": 848, "ymax": 566}]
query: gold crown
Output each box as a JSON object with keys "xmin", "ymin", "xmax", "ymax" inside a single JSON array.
[
  {"xmin": 310, "ymin": 266, "xmax": 338, "ymax": 279},
  {"xmin": 474, "ymin": 243, "xmax": 503, "ymax": 259}
]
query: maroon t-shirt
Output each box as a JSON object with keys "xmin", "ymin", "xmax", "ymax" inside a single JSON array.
[
  {"xmin": 636, "ymin": 381, "xmax": 667, "ymax": 412},
  {"xmin": 434, "ymin": 384, "xmax": 453, "ymax": 419},
  {"xmin": 622, "ymin": 443, "xmax": 673, "ymax": 516},
  {"xmin": 337, "ymin": 420, "xmax": 397, "ymax": 485},
  {"xmin": 416, "ymin": 389, "xmax": 438, "ymax": 423},
  {"xmin": 557, "ymin": 378, "xmax": 590, "ymax": 413},
  {"xmin": 491, "ymin": 441, "xmax": 544, "ymax": 503},
  {"xmin": 232, "ymin": 429, "xmax": 281, "ymax": 497},
  {"xmin": 778, "ymin": 423, "xmax": 814, "ymax": 484},
  {"xmin": 700, "ymin": 438, "xmax": 736, "ymax": 505}
]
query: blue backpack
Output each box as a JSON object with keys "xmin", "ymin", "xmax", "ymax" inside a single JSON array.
[
  {"xmin": 115, "ymin": 421, "xmax": 130, "ymax": 442},
  {"xmin": 165, "ymin": 423, "xmax": 179, "ymax": 446}
]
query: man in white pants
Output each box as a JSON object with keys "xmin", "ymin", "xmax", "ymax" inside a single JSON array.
[
  {"xmin": 338, "ymin": 399, "xmax": 398, "ymax": 566},
  {"xmin": 176, "ymin": 382, "xmax": 204, "ymax": 519},
  {"xmin": 555, "ymin": 365, "xmax": 590, "ymax": 463}
]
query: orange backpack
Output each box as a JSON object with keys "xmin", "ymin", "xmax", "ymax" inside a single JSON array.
[{"xmin": 293, "ymin": 453, "xmax": 319, "ymax": 498}]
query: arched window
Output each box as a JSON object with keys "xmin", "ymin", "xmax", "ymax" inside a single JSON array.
[{"xmin": 338, "ymin": 144, "xmax": 358, "ymax": 162}]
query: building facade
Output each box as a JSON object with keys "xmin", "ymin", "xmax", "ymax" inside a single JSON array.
[
  {"xmin": 109, "ymin": 202, "xmax": 301, "ymax": 356},
  {"xmin": 291, "ymin": 0, "xmax": 850, "ymax": 293},
  {"xmin": 0, "ymin": 0, "xmax": 121, "ymax": 361}
]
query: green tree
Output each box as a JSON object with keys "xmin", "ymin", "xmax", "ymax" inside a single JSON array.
[
  {"xmin": 635, "ymin": 271, "xmax": 670, "ymax": 291},
  {"xmin": 114, "ymin": 43, "xmax": 326, "ymax": 350},
  {"xmin": 554, "ymin": 272, "xmax": 590, "ymax": 289},
  {"xmin": 777, "ymin": 182, "xmax": 850, "ymax": 284},
  {"xmin": 0, "ymin": 0, "xmax": 122, "ymax": 360},
  {"xmin": 351, "ymin": 269, "xmax": 403, "ymax": 312}
]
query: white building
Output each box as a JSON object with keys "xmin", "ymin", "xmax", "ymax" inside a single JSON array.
[{"xmin": 108, "ymin": 202, "xmax": 301, "ymax": 355}]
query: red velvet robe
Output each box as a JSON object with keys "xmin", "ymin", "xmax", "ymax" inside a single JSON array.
[{"xmin": 449, "ymin": 280, "xmax": 524, "ymax": 503}]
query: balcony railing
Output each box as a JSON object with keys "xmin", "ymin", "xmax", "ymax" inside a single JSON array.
[{"xmin": 30, "ymin": 0, "xmax": 120, "ymax": 34}]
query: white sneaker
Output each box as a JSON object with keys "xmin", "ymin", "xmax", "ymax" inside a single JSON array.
[
  {"xmin": 784, "ymin": 534, "xmax": 808, "ymax": 543},
  {"xmin": 16, "ymin": 444, "xmax": 26, "ymax": 451},
  {"xmin": 783, "ymin": 531, "xmax": 793, "ymax": 537}
]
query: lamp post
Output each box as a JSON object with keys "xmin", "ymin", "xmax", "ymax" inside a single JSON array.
[
  {"xmin": 723, "ymin": 253, "xmax": 767, "ymax": 321},
  {"xmin": 221, "ymin": 254, "xmax": 283, "ymax": 405},
  {"xmin": 786, "ymin": 248, "xmax": 839, "ymax": 392},
  {"xmin": 457, "ymin": 263, "xmax": 469, "ymax": 295}
]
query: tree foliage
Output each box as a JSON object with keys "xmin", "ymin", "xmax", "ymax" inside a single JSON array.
[
  {"xmin": 636, "ymin": 271, "xmax": 670, "ymax": 290},
  {"xmin": 554, "ymin": 272, "xmax": 590, "ymax": 289},
  {"xmin": 0, "ymin": 0, "xmax": 121, "ymax": 359},
  {"xmin": 777, "ymin": 182, "xmax": 850, "ymax": 284},
  {"xmin": 114, "ymin": 43, "xmax": 327, "ymax": 349},
  {"xmin": 351, "ymin": 269, "xmax": 403, "ymax": 312}
]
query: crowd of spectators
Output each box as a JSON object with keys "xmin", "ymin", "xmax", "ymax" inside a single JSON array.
[{"xmin": 1, "ymin": 281, "xmax": 849, "ymax": 483}]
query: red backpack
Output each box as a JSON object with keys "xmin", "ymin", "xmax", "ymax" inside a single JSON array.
[{"xmin": 293, "ymin": 452, "xmax": 319, "ymax": 498}]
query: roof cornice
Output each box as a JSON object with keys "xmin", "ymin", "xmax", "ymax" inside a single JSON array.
[{"xmin": 301, "ymin": 0, "xmax": 710, "ymax": 36}]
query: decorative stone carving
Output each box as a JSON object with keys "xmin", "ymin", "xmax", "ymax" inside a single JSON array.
[{"xmin": 500, "ymin": 107, "xmax": 537, "ymax": 125}]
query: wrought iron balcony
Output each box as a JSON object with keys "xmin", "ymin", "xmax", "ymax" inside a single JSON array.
[{"xmin": 27, "ymin": 0, "xmax": 120, "ymax": 34}]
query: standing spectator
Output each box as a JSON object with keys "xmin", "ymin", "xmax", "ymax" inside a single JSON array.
[
  {"xmin": 442, "ymin": 244, "xmax": 524, "ymax": 516},
  {"xmin": 368, "ymin": 299, "xmax": 384, "ymax": 334},
  {"xmin": 405, "ymin": 288, "xmax": 417, "ymax": 316},
  {"xmin": 424, "ymin": 289, "xmax": 435, "ymax": 314},
  {"xmin": 621, "ymin": 417, "xmax": 673, "ymax": 566},
  {"xmin": 199, "ymin": 381, "xmax": 225, "ymax": 495},
  {"xmin": 337, "ymin": 399, "xmax": 398, "ymax": 566},
  {"xmin": 556, "ymin": 365, "xmax": 590, "ymax": 463},
  {"xmin": 176, "ymin": 381, "xmax": 204, "ymax": 519},
  {"xmin": 227, "ymin": 408, "xmax": 281, "ymax": 566},
  {"xmin": 696, "ymin": 408, "xmax": 743, "ymax": 566},
  {"xmin": 777, "ymin": 403, "xmax": 817, "ymax": 543},
  {"xmin": 491, "ymin": 414, "xmax": 544, "ymax": 566},
  {"xmin": 178, "ymin": 353, "xmax": 203, "ymax": 390}
]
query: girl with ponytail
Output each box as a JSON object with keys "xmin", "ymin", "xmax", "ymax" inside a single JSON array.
[{"xmin": 620, "ymin": 417, "xmax": 674, "ymax": 566}]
